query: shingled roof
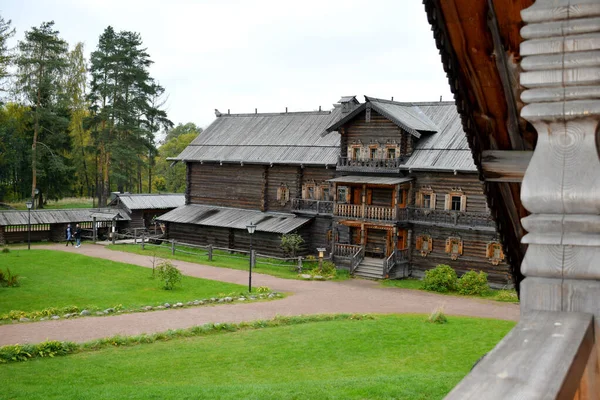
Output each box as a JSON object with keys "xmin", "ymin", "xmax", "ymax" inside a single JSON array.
[
  {"xmin": 110, "ymin": 193, "xmax": 185, "ymax": 213},
  {"xmin": 172, "ymin": 109, "xmax": 342, "ymax": 166},
  {"xmin": 0, "ymin": 208, "xmax": 130, "ymax": 226}
]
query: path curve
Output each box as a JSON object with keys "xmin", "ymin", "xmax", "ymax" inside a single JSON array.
[{"xmin": 0, "ymin": 244, "xmax": 519, "ymax": 345}]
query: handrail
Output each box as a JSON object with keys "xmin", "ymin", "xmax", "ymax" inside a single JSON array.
[
  {"xmin": 408, "ymin": 207, "xmax": 495, "ymax": 228},
  {"xmin": 350, "ymin": 246, "xmax": 365, "ymax": 274},
  {"xmin": 291, "ymin": 198, "xmax": 333, "ymax": 214},
  {"xmin": 384, "ymin": 252, "xmax": 395, "ymax": 276},
  {"xmin": 333, "ymin": 243, "xmax": 362, "ymax": 258},
  {"xmin": 335, "ymin": 203, "xmax": 407, "ymax": 221}
]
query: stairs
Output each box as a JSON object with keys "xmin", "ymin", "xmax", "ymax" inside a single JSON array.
[{"xmin": 353, "ymin": 257, "xmax": 385, "ymax": 279}]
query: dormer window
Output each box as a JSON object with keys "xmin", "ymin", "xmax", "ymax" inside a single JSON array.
[{"xmin": 387, "ymin": 148, "xmax": 396, "ymax": 159}]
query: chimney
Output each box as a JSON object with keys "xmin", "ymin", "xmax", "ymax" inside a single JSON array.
[{"xmin": 338, "ymin": 95, "xmax": 359, "ymax": 115}]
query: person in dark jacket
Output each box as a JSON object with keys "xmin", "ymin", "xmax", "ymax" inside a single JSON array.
[
  {"xmin": 65, "ymin": 224, "xmax": 74, "ymax": 246},
  {"xmin": 74, "ymin": 224, "xmax": 82, "ymax": 248}
]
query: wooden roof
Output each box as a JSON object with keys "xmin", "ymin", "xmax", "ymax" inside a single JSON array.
[
  {"xmin": 423, "ymin": 0, "xmax": 537, "ymax": 290},
  {"xmin": 110, "ymin": 193, "xmax": 185, "ymax": 212},
  {"xmin": 172, "ymin": 109, "xmax": 342, "ymax": 166},
  {"xmin": 157, "ymin": 204, "xmax": 312, "ymax": 234},
  {"xmin": 0, "ymin": 208, "xmax": 130, "ymax": 226}
]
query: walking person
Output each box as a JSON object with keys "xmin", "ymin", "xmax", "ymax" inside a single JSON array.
[
  {"xmin": 65, "ymin": 224, "xmax": 75, "ymax": 246},
  {"xmin": 74, "ymin": 224, "xmax": 82, "ymax": 248}
]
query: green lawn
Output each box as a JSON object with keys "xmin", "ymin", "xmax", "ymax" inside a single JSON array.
[
  {"xmin": 5, "ymin": 197, "xmax": 94, "ymax": 210},
  {"xmin": 108, "ymin": 243, "xmax": 349, "ymax": 281},
  {"xmin": 0, "ymin": 250, "xmax": 247, "ymax": 315},
  {"xmin": 381, "ymin": 278, "xmax": 519, "ymax": 303},
  {"xmin": 1, "ymin": 314, "xmax": 514, "ymax": 399}
]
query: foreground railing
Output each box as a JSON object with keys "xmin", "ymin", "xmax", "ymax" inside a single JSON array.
[
  {"xmin": 384, "ymin": 249, "xmax": 409, "ymax": 278},
  {"xmin": 408, "ymin": 208, "xmax": 495, "ymax": 228},
  {"xmin": 446, "ymin": 311, "xmax": 598, "ymax": 399},
  {"xmin": 290, "ymin": 199, "xmax": 333, "ymax": 215},
  {"xmin": 350, "ymin": 246, "xmax": 365, "ymax": 274}
]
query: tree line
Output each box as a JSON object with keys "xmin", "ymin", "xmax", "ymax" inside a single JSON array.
[{"xmin": 0, "ymin": 15, "xmax": 201, "ymax": 208}]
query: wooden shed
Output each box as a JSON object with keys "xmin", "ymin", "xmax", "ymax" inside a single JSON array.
[{"xmin": 109, "ymin": 193, "xmax": 185, "ymax": 231}]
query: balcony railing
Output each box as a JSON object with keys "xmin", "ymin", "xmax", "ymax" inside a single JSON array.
[
  {"xmin": 337, "ymin": 156, "xmax": 404, "ymax": 172},
  {"xmin": 290, "ymin": 199, "xmax": 333, "ymax": 215},
  {"xmin": 334, "ymin": 204, "xmax": 409, "ymax": 222},
  {"xmin": 408, "ymin": 207, "xmax": 495, "ymax": 229}
]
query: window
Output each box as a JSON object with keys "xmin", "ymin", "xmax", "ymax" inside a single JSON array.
[
  {"xmin": 486, "ymin": 241, "xmax": 505, "ymax": 265},
  {"xmin": 451, "ymin": 196, "xmax": 461, "ymax": 211},
  {"xmin": 415, "ymin": 234, "xmax": 432, "ymax": 257},
  {"xmin": 352, "ymin": 147, "xmax": 361, "ymax": 160},
  {"xmin": 320, "ymin": 185, "xmax": 330, "ymax": 201},
  {"xmin": 370, "ymin": 147, "xmax": 377, "ymax": 159},
  {"xmin": 445, "ymin": 237, "xmax": 463, "ymax": 260},
  {"xmin": 277, "ymin": 184, "xmax": 290, "ymax": 205},
  {"xmin": 387, "ymin": 148, "xmax": 396, "ymax": 159},
  {"xmin": 417, "ymin": 190, "xmax": 436, "ymax": 209},
  {"xmin": 445, "ymin": 190, "xmax": 466, "ymax": 211},
  {"xmin": 307, "ymin": 186, "xmax": 315, "ymax": 199},
  {"xmin": 337, "ymin": 186, "xmax": 348, "ymax": 203},
  {"xmin": 423, "ymin": 194, "xmax": 431, "ymax": 209}
]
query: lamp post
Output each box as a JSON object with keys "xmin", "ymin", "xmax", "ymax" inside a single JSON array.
[
  {"xmin": 26, "ymin": 200, "xmax": 33, "ymax": 250},
  {"xmin": 317, "ymin": 247, "xmax": 326, "ymax": 270},
  {"xmin": 246, "ymin": 222, "xmax": 257, "ymax": 293}
]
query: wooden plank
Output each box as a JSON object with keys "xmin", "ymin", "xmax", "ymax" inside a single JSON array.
[
  {"xmin": 481, "ymin": 150, "xmax": 532, "ymax": 182},
  {"xmin": 445, "ymin": 311, "xmax": 595, "ymax": 400}
]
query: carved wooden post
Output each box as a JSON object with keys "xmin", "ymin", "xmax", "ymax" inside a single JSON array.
[{"xmin": 519, "ymin": 4, "xmax": 600, "ymax": 388}]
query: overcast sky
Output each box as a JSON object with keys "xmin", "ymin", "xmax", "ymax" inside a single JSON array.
[{"xmin": 3, "ymin": 0, "xmax": 453, "ymax": 130}]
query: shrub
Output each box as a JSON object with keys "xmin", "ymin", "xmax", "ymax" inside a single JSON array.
[
  {"xmin": 495, "ymin": 289, "xmax": 519, "ymax": 302},
  {"xmin": 0, "ymin": 268, "xmax": 19, "ymax": 287},
  {"xmin": 1, "ymin": 248, "xmax": 9, "ymax": 253},
  {"xmin": 457, "ymin": 270, "xmax": 489, "ymax": 296},
  {"xmin": 422, "ymin": 264, "xmax": 457, "ymax": 293},
  {"xmin": 280, "ymin": 233, "xmax": 304, "ymax": 258},
  {"xmin": 427, "ymin": 306, "xmax": 448, "ymax": 324},
  {"xmin": 156, "ymin": 261, "xmax": 182, "ymax": 290},
  {"xmin": 256, "ymin": 286, "xmax": 270, "ymax": 293}
]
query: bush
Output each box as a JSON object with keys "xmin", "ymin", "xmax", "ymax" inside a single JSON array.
[
  {"xmin": 280, "ymin": 233, "xmax": 304, "ymax": 258},
  {"xmin": 1, "ymin": 248, "xmax": 9, "ymax": 253},
  {"xmin": 495, "ymin": 289, "xmax": 519, "ymax": 302},
  {"xmin": 156, "ymin": 261, "xmax": 182, "ymax": 290},
  {"xmin": 427, "ymin": 306, "xmax": 448, "ymax": 324},
  {"xmin": 422, "ymin": 264, "xmax": 457, "ymax": 293},
  {"xmin": 456, "ymin": 270, "xmax": 489, "ymax": 295},
  {"xmin": 0, "ymin": 268, "xmax": 19, "ymax": 287}
]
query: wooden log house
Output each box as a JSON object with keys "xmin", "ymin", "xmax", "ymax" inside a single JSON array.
[
  {"xmin": 159, "ymin": 95, "xmax": 511, "ymax": 285},
  {"xmin": 109, "ymin": 193, "xmax": 185, "ymax": 231}
]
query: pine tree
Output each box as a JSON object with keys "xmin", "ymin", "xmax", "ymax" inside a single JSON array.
[
  {"xmin": 0, "ymin": 14, "xmax": 15, "ymax": 100},
  {"xmin": 15, "ymin": 21, "xmax": 70, "ymax": 206}
]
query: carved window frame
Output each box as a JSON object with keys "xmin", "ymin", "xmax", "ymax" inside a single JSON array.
[
  {"xmin": 384, "ymin": 143, "xmax": 399, "ymax": 159},
  {"xmin": 416, "ymin": 188, "xmax": 436, "ymax": 210},
  {"xmin": 337, "ymin": 186, "xmax": 349, "ymax": 204},
  {"xmin": 276, "ymin": 183, "xmax": 290, "ymax": 206},
  {"xmin": 318, "ymin": 184, "xmax": 330, "ymax": 201},
  {"xmin": 368, "ymin": 144, "xmax": 379, "ymax": 160},
  {"xmin": 445, "ymin": 236, "xmax": 463, "ymax": 260},
  {"xmin": 415, "ymin": 234, "xmax": 433, "ymax": 257},
  {"xmin": 349, "ymin": 142, "xmax": 363, "ymax": 160},
  {"xmin": 302, "ymin": 182, "xmax": 316, "ymax": 200},
  {"xmin": 486, "ymin": 241, "xmax": 505, "ymax": 266},
  {"xmin": 445, "ymin": 188, "xmax": 467, "ymax": 212}
]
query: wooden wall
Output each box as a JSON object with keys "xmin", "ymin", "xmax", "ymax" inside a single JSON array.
[
  {"xmin": 410, "ymin": 171, "xmax": 488, "ymax": 213},
  {"xmin": 266, "ymin": 165, "xmax": 299, "ymax": 213},
  {"xmin": 1, "ymin": 230, "xmax": 50, "ymax": 244},
  {"xmin": 306, "ymin": 216, "xmax": 333, "ymax": 254},
  {"xmin": 410, "ymin": 225, "xmax": 511, "ymax": 285},
  {"xmin": 0, "ymin": 227, "xmax": 4, "ymax": 245},
  {"xmin": 340, "ymin": 110, "xmax": 412, "ymax": 157}
]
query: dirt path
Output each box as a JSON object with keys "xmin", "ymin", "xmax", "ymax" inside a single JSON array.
[{"xmin": 0, "ymin": 244, "xmax": 519, "ymax": 345}]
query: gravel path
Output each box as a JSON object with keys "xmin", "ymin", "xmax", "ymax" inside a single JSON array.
[{"xmin": 0, "ymin": 243, "xmax": 519, "ymax": 345}]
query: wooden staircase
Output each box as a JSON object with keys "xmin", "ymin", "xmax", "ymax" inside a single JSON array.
[{"xmin": 353, "ymin": 257, "xmax": 385, "ymax": 279}]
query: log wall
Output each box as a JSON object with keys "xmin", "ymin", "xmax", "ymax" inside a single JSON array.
[
  {"xmin": 410, "ymin": 225, "xmax": 511, "ymax": 285},
  {"xmin": 410, "ymin": 171, "xmax": 488, "ymax": 213}
]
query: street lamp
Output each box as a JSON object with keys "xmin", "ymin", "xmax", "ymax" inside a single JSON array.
[
  {"xmin": 25, "ymin": 200, "xmax": 33, "ymax": 250},
  {"xmin": 317, "ymin": 247, "xmax": 326, "ymax": 270},
  {"xmin": 246, "ymin": 222, "xmax": 257, "ymax": 293}
]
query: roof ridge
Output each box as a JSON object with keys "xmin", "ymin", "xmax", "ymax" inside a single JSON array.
[
  {"xmin": 217, "ymin": 110, "xmax": 332, "ymax": 117},
  {"xmin": 365, "ymin": 96, "xmax": 455, "ymax": 107}
]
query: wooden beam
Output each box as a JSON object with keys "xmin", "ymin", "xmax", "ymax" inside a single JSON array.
[
  {"xmin": 481, "ymin": 150, "xmax": 532, "ymax": 182},
  {"xmin": 445, "ymin": 311, "xmax": 596, "ymax": 400}
]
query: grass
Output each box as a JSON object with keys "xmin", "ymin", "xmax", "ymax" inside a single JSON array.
[
  {"xmin": 108, "ymin": 242, "xmax": 350, "ymax": 281},
  {"xmin": 4, "ymin": 197, "xmax": 94, "ymax": 210},
  {"xmin": 0, "ymin": 249, "xmax": 248, "ymax": 316},
  {"xmin": 0, "ymin": 314, "xmax": 515, "ymax": 399},
  {"xmin": 381, "ymin": 278, "xmax": 519, "ymax": 303}
]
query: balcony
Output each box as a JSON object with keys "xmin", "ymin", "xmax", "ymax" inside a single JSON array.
[
  {"xmin": 290, "ymin": 199, "xmax": 333, "ymax": 215},
  {"xmin": 337, "ymin": 156, "xmax": 404, "ymax": 174},
  {"xmin": 408, "ymin": 207, "xmax": 495, "ymax": 230},
  {"xmin": 335, "ymin": 204, "xmax": 409, "ymax": 222}
]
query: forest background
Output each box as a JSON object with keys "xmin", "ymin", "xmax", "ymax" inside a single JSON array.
[{"xmin": 0, "ymin": 15, "xmax": 200, "ymax": 208}]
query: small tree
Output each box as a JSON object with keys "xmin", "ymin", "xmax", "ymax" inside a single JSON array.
[
  {"xmin": 281, "ymin": 233, "xmax": 304, "ymax": 258},
  {"xmin": 156, "ymin": 260, "xmax": 182, "ymax": 290}
]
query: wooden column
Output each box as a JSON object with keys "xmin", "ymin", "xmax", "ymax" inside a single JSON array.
[
  {"xmin": 518, "ymin": 3, "xmax": 600, "ymax": 390},
  {"xmin": 260, "ymin": 166, "xmax": 268, "ymax": 212}
]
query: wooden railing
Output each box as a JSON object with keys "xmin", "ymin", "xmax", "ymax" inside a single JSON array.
[
  {"xmin": 384, "ymin": 249, "xmax": 409, "ymax": 277},
  {"xmin": 446, "ymin": 311, "xmax": 598, "ymax": 399},
  {"xmin": 408, "ymin": 207, "xmax": 495, "ymax": 228},
  {"xmin": 350, "ymin": 246, "xmax": 365, "ymax": 274},
  {"xmin": 335, "ymin": 203, "xmax": 363, "ymax": 218},
  {"xmin": 335, "ymin": 204, "xmax": 408, "ymax": 222},
  {"xmin": 338, "ymin": 156, "xmax": 404, "ymax": 171},
  {"xmin": 290, "ymin": 199, "xmax": 333, "ymax": 215},
  {"xmin": 333, "ymin": 244, "xmax": 362, "ymax": 258}
]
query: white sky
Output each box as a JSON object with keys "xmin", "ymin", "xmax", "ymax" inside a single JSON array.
[{"xmin": 3, "ymin": 0, "xmax": 453, "ymax": 130}]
